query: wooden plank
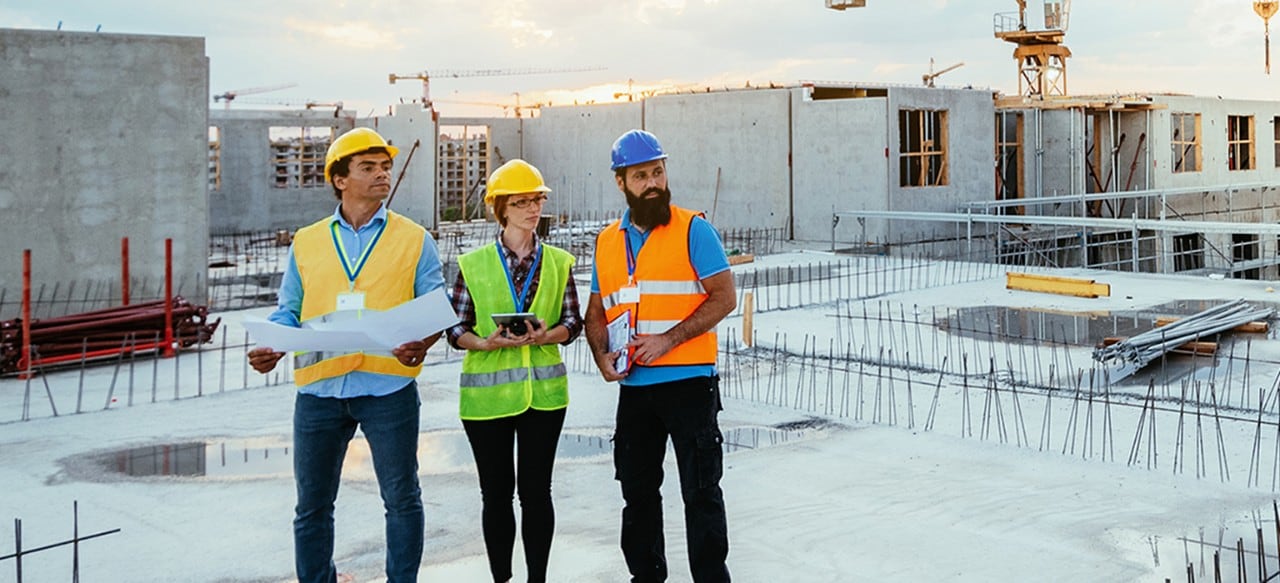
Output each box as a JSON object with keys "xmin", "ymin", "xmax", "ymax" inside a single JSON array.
[
  {"xmin": 1100, "ymin": 335, "xmax": 1217, "ymax": 355},
  {"xmin": 1154, "ymin": 316, "xmax": 1269, "ymax": 333},
  {"xmin": 1006, "ymin": 271, "xmax": 1111, "ymax": 298},
  {"xmin": 1171, "ymin": 341, "xmax": 1218, "ymax": 355},
  {"xmin": 727, "ymin": 254, "xmax": 755, "ymax": 266}
]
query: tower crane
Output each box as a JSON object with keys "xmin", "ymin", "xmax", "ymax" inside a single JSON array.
[
  {"xmin": 212, "ymin": 82, "xmax": 298, "ymax": 109},
  {"xmin": 387, "ymin": 67, "xmax": 605, "ymax": 110},
  {"xmin": 923, "ymin": 59, "xmax": 965, "ymax": 87},
  {"xmin": 1256, "ymin": 1, "xmax": 1279, "ymax": 74},
  {"xmin": 433, "ymin": 98, "xmax": 548, "ymax": 118},
  {"xmin": 993, "ymin": 0, "xmax": 1072, "ymax": 98}
]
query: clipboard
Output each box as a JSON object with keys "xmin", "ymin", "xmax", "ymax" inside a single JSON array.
[{"xmin": 606, "ymin": 310, "xmax": 632, "ymax": 374}]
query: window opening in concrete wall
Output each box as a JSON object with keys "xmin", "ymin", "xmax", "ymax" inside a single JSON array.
[
  {"xmin": 995, "ymin": 111, "xmax": 1024, "ymax": 215},
  {"xmin": 1232, "ymin": 233, "xmax": 1261, "ymax": 279},
  {"xmin": 808, "ymin": 86, "xmax": 888, "ymax": 100},
  {"xmin": 898, "ymin": 109, "xmax": 948, "ymax": 187},
  {"xmin": 208, "ymin": 127, "xmax": 221, "ymax": 191},
  {"xmin": 437, "ymin": 125, "xmax": 490, "ymax": 223},
  {"xmin": 1227, "ymin": 115, "xmax": 1255, "ymax": 171},
  {"xmin": 1170, "ymin": 113, "xmax": 1201, "ymax": 173},
  {"xmin": 270, "ymin": 126, "xmax": 333, "ymax": 189},
  {"xmin": 1172, "ymin": 233, "xmax": 1204, "ymax": 272},
  {"xmin": 1085, "ymin": 112, "xmax": 1103, "ymax": 193},
  {"xmin": 1273, "ymin": 116, "xmax": 1280, "ymax": 168}
]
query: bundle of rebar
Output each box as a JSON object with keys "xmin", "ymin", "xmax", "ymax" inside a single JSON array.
[
  {"xmin": 1092, "ymin": 299, "xmax": 1273, "ymax": 370},
  {"xmin": 0, "ymin": 297, "xmax": 220, "ymax": 374}
]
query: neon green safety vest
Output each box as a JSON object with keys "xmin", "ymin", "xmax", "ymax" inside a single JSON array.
[{"xmin": 457, "ymin": 242, "xmax": 574, "ymax": 420}]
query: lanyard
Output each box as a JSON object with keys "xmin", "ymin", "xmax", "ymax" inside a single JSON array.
[
  {"xmin": 330, "ymin": 219, "xmax": 387, "ymax": 289},
  {"xmin": 498, "ymin": 240, "xmax": 543, "ymax": 311},
  {"xmin": 623, "ymin": 227, "xmax": 638, "ymax": 284}
]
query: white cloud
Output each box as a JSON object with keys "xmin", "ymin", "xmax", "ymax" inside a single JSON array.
[{"xmin": 281, "ymin": 18, "xmax": 400, "ymax": 51}]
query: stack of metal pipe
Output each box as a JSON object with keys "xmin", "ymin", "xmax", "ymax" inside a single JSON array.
[
  {"xmin": 1092, "ymin": 298, "xmax": 1273, "ymax": 370},
  {"xmin": 0, "ymin": 297, "xmax": 220, "ymax": 374}
]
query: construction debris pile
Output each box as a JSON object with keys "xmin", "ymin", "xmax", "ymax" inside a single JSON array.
[
  {"xmin": 1093, "ymin": 299, "xmax": 1273, "ymax": 375},
  {"xmin": 0, "ymin": 298, "xmax": 220, "ymax": 374}
]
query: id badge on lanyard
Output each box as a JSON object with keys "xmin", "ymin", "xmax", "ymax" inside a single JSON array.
[
  {"xmin": 336, "ymin": 292, "xmax": 366, "ymax": 311},
  {"xmin": 617, "ymin": 283, "xmax": 640, "ymax": 305},
  {"xmin": 620, "ymin": 231, "xmax": 642, "ymax": 305},
  {"xmin": 331, "ymin": 219, "xmax": 386, "ymax": 315}
]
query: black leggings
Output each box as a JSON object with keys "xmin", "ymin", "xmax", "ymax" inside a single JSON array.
[{"xmin": 462, "ymin": 407, "xmax": 567, "ymax": 583}]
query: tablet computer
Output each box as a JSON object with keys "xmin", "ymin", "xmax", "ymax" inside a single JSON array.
[{"xmin": 491, "ymin": 312, "xmax": 538, "ymax": 335}]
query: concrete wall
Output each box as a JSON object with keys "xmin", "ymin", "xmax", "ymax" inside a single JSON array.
[
  {"xmin": 521, "ymin": 102, "xmax": 643, "ymax": 221},
  {"xmin": 0, "ymin": 28, "xmax": 209, "ymax": 305},
  {"xmin": 1153, "ymin": 95, "xmax": 1280, "ymax": 189},
  {"xmin": 210, "ymin": 110, "xmax": 354, "ymax": 233},
  {"xmin": 1037, "ymin": 108, "xmax": 1087, "ymax": 209},
  {"xmin": 212, "ymin": 107, "xmax": 437, "ymax": 233},
  {"xmin": 644, "ymin": 90, "xmax": 793, "ymax": 233},
  {"xmin": 792, "ymin": 94, "xmax": 889, "ymax": 245},
  {"xmin": 370, "ymin": 105, "xmax": 438, "ymax": 230},
  {"xmin": 885, "ymin": 86, "xmax": 995, "ymax": 241},
  {"xmin": 484, "ymin": 118, "xmax": 525, "ymax": 167},
  {"xmin": 505, "ymin": 85, "xmax": 997, "ymax": 247}
]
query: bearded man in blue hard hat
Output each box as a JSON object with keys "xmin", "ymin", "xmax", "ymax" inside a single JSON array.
[
  {"xmin": 584, "ymin": 129, "xmax": 736, "ymax": 583},
  {"xmin": 247, "ymin": 127, "xmax": 444, "ymax": 583}
]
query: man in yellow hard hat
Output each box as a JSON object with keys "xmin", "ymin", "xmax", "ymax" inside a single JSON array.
[{"xmin": 247, "ymin": 127, "xmax": 444, "ymax": 583}]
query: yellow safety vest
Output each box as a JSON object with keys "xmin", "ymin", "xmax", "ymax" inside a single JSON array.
[
  {"xmin": 291, "ymin": 211, "xmax": 426, "ymax": 386},
  {"xmin": 457, "ymin": 242, "xmax": 574, "ymax": 420}
]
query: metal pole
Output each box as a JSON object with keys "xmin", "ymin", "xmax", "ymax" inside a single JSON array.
[
  {"xmin": 121, "ymin": 237, "xmax": 130, "ymax": 306},
  {"xmin": 19, "ymin": 250, "xmax": 32, "ymax": 380},
  {"xmin": 163, "ymin": 239, "xmax": 174, "ymax": 358}
]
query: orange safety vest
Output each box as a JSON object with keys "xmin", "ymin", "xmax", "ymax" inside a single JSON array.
[
  {"xmin": 594, "ymin": 205, "xmax": 716, "ymax": 367},
  {"xmin": 291, "ymin": 211, "xmax": 426, "ymax": 386}
]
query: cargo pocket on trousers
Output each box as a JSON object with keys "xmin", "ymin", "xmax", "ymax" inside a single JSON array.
[
  {"xmin": 694, "ymin": 427, "xmax": 724, "ymax": 489},
  {"xmin": 611, "ymin": 433, "xmax": 631, "ymax": 482}
]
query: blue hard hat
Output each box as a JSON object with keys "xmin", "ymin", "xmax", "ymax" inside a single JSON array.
[{"xmin": 610, "ymin": 129, "xmax": 668, "ymax": 171}]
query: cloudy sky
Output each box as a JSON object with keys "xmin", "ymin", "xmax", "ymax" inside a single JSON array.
[{"xmin": 4, "ymin": 0, "xmax": 1278, "ymax": 116}]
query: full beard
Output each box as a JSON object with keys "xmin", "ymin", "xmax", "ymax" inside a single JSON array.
[{"xmin": 625, "ymin": 186, "xmax": 672, "ymax": 230}]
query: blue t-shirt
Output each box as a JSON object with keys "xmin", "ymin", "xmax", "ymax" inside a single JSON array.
[
  {"xmin": 591, "ymin": 209, "xmax": 730, "ymax": 386},
  {"xmin": 268, "ymin": 204, "xmax": 444, "ymax": 398}
]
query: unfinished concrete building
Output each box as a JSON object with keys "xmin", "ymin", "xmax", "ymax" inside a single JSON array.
[
  {"xmin": 0, "ymin": 28, "xmax": 210, "ymax": 314},
  {"xmin": 960, "ymin": 95, "xmax": 1280, "ymax": 278},
  {"xmin": 209, "ymin": 104, "xmax": 439, "ymax": 234}
]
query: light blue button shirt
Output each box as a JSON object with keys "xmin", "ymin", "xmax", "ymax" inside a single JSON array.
[
  {"xmin": 269, "ymin": 204, "xmax": 445, "ymax": 398},
  {"xmin": 590, "ymin": 209, "xmax": 729, "ymax": 386}
]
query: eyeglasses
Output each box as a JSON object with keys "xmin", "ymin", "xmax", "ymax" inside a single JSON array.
[{"xmin": 508, "ymin": 195, "xmax": 548, "ymax": 210}]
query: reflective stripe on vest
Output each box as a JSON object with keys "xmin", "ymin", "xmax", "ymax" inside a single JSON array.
[
  {"xmin": 594, "ymin": 206, "xmax": 717, "ymax": 366},
  {"xmin": 290, "ymin": 211, "xmax": 427, "ymax": 386},
  {"xmin": 457, "ymin": 242, "xmax": 575, "ymax": 420},
  {"xmin": 460, "ymin": 362, "xmax": 568, "ymax": 388},
  {"xmin": 602, "ymin": 279, "xmax": 706, "ymax": 310}
]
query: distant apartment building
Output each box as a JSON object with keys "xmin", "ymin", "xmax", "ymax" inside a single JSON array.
[{"xmin": 437, "ymin": 131, "xmax": 488, "ymax": 221}]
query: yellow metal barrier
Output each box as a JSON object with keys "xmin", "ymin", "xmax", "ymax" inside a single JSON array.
[{"xmin": 1006, "ymin": 272, "xmax": 1111, "ymax": 298}]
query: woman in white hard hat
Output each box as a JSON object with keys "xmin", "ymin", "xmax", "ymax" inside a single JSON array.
[{"xmin": 446, "ymin": 159, "xmax": 580, "ymax": 583}]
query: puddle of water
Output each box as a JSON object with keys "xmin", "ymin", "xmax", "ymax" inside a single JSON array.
[
  {"xmin": 87, "ymin": 425, "xmax": 825, "ymax": 480},
  {"xmin": 940, "ymin": 300, "xmax": 1279, "ymax": 346}
]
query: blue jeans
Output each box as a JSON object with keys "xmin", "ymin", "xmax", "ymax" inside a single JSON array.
[{"xmin": 293, "ymin": 381, "xmax": 424, "ymax": 583}]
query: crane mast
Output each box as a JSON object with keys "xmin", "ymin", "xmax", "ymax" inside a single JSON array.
[{"xmin": 994, "ymin": 0, "xmax": 1073, "ymax": 98}]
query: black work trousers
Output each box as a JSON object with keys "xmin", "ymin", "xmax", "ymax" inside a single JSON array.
[
  {"xmin": 463, "ymin": 407, "xmax": 567, "ymax": 583},
  {"xmin": 613, "ymin": 375, "xmax": 730, "ymax": 583}
]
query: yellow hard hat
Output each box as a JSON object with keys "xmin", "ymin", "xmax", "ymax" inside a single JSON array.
[
  {"xmin": 485, "ymin": 159, "xmax": 552, "ymax": 205},
  {"xmin": 324, "ymin": 127, "xmax": 399, "ymax": 183}
]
